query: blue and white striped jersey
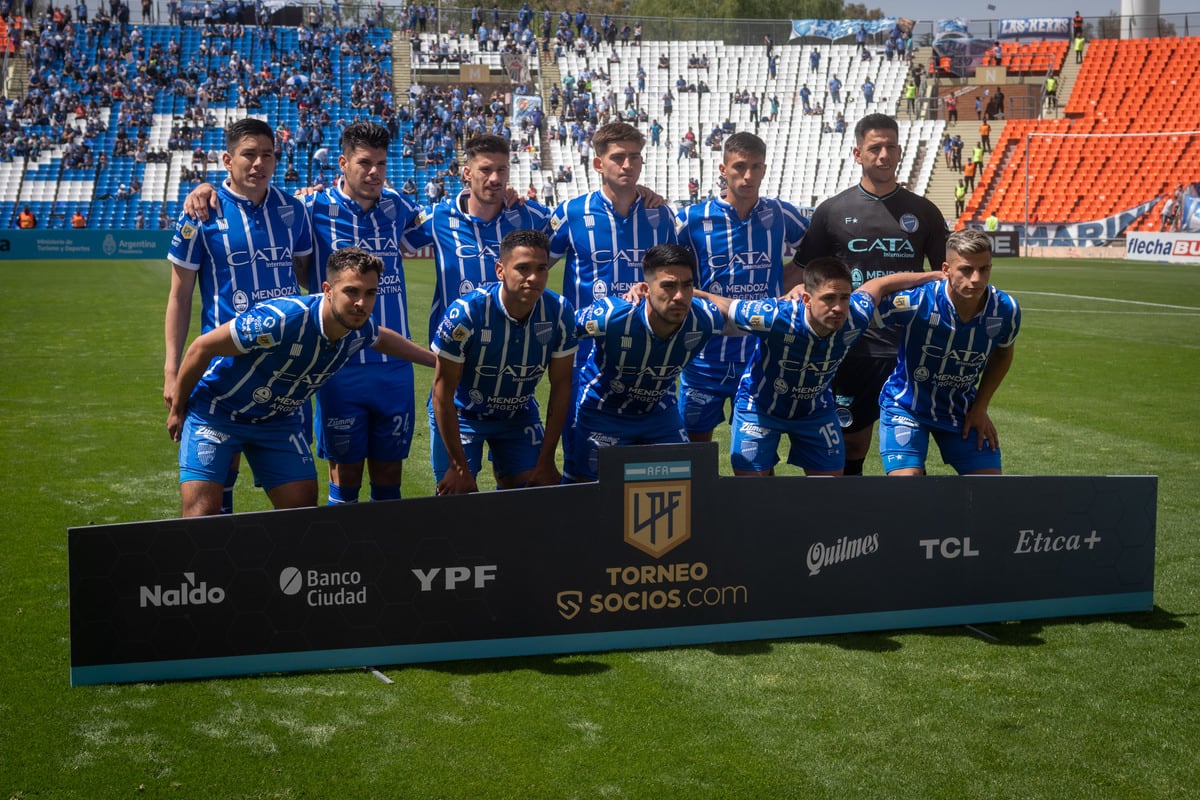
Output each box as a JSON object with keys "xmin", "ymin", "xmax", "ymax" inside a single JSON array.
[
  {"xmin": 878, "ymin": 281, "xmax": 1020, "ymax": 431},
  {"xmin": 404, "ymin": 191, "xmax": 553, "ymax": 342},
  {"xmin": 731, "ymin": 293, "xmax": 875, "ymax": 419},
  {"xmin": 303, "ymin": 183, "xmax": 422, "ymax": 365},
  {"xmin": 575, "ymin": 297, "xmax": 721, "ymax": 416},
  {"xmin": 190, "ymin": 294, "xmax": 380, "ymax": 425},
  {"xmin": 432, "ymin": 282, "xmax": 577, "ymax": 420},
  {"xmin": 676, "ymin": 196, "xmax": 809, "ymax": 365},
  {"xmin": 549, "ymin": 191, "xmax": 678, "ymax": 312},
  {"xmin": 168, "ymin": 182, "xmax": 313, "ymax": 334}
]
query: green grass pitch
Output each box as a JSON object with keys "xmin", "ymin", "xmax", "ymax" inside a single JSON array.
[{"xmin": 1, "ymin": 257, "xmax": 1197, "ymax": 798}]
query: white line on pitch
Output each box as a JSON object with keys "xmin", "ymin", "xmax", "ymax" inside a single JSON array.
[
  {"xmin": 1014, "ymin": 291, "xmax": 1200, "ymax": 311},
  {"xmin": 1021, "ymin": 308, "xmax": 1200, "ymax": 316}
]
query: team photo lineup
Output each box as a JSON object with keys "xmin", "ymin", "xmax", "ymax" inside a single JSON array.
[{"xmin": 166, "ymin": 110, "xmax": 1019, "ymax": 516}]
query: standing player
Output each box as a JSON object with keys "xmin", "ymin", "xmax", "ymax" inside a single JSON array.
[
  {"xmin": 300, "ymin": 121, "xmax": 429, "ymax": 505},
  {"xmin": 698, "ymin": 258, "xmax": 943, "ymax": 476},
  {"xmin": 674, "ymin": 131, "xmax": 809, "ymax": 442},
  {"xmin": 402, "ymin": 134, "xmax": 555, "ymax": 477},
  {"xmin": 570, "ymin": 244, "xmax": 722, "ymax": 482},
  {"xmin": 877, "ymin": 229, "xmax": 1019, "ymax": 475},
  {"xmin": 549, "ymin": 121, "xmax": 678, "ymax": 480},
  {"xmin": 167, "ymin": 249, "xmax": 435, "ymax": 517},
  {"xmin": 790, "ymin": 113, "xmax": 947, "ymax": 475},
  {"xmin": 431, "ymin": 230, "xmax": 577, "ymax": 494},
  {"xmin": 165, "ymin": 117, "xmax": 313, "ymax": 514}
]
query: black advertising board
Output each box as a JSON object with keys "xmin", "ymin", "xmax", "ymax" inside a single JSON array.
[{"xmin": 68, "ymin": 444, "xmax": 1156, "ymax": 685}]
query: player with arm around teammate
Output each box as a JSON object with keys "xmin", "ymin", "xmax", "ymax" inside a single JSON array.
[
  {"xmin": 167, "ymin": 248, "xmax": 436, "ymax": 517},
  {"xmin": 570, "ymin": 244, "xmax": 722, "ymax": 483},
  {"xmin": 700, "ymin": 258, "xmax": 943, "ymax": 476},
  {"xmin": 789, "ymin": 113, "xmax": 948, "ymax": 475},
  {"xmin": 876, "ymin": 229, "xmax": 1020, "ymax": 475},
  {"xmin": 431, "ymin": 230, "xmax": 577, "ymax": 494}
]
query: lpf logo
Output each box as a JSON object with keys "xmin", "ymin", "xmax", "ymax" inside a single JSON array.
[{"xmin": 623, "ymin": 461, "xmax": 691, "ymax": 558}]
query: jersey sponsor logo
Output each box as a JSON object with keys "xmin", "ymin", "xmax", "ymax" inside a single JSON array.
[
  {"xmin": 920, "ymin": 345, "xmax": 988, "ymax": 366},
  {"xmin": 592, "ymin": 280, "xmax": 609, "ymax": 300},
  {"xmin": 226, "ymin": 245, "xmax": 296, "ymax": 268},
  {"xmin": 708, "ymin": 251, "xmax": 775, "ymax": 271},
  {"xmin": 592, "ymin": 248, "xmax": 649, "ymax": 268},
  {"xmin": 914, "ymin": 366, "xmax": 931, "ymax": 382},
  {"xmin": 474, "ymin": 363, "xmax": 546, "ymax": 383},
  {"xmin": 453, "ymin": 242, "xmax": 500, "ymax": 260},
  {"xmin": 253, "ymin": 386, "xmax": 273, "ymax": 404},
  {"xmin": 847, "ymin": 238, "xmax": 916, "ymax": 257},
  {"xmin": 233, "ymin": 290, "xmax": 250, "ymax": 314},
  {"xmin": 468, "ymin": 389, "xmax": 485, "ymax": 405},
  {"xmin": 773, "ymin": 378, "xmax": 789, "ymax": 394},
  {"xmin": 194, "ymin": 425, "xmax": 232, "ymax": 444},
  {"xmin": 251, "ymin": 286, "xmax": 299, "ymax": 304},
  {"xmin": 899, "ymin": 213, "xmax": 919, "ymax": 233},
  {"xmin": 326, "ymin": 416, "xmax": 356, "ymax": 431},
  {"xmin": 331, "ymin": 233, "xmax": 402, "ymax": 255}
]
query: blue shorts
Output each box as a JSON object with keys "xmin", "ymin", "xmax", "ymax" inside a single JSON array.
[
  {"xmin": 179, "ymin": 411, "xmax": 315, "ymax": 491},
  {"xmin": 315, "ymin": 361, "xmax": 415, "ymax": 464},
  {"xmin": 878, "ymin": 404, "xmax": 1001, "ymax": 474},
  {"xmin": 730, "ymin": 405, "xmax": 844, "ymax": 473},
  {"xmin": 428, "ymin": 398, "xmax": 544, "ymax": 482},
  {"xmin": 678, "ymin": 357, "xmax": 747, "ymax": 434},
  {"xmin": 570, "ymin": 406, "xmax": 689, "ymax": 482}
]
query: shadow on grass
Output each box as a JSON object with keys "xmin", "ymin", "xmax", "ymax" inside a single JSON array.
[{"xmin": 415, "ymin": 654, "xmax": 613, "ymax": 678}]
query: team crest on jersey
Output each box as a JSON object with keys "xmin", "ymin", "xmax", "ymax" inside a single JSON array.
[
  {"xmin": 899, "ymin": 213, "xmax": 919, "ymax": 233},
  {"xmin": 180, "ymin": 222, "xmax": 196, "ymax": 239},
  {"xmin": 279, "ymin": 205, "xmax": 295, "ymax": 226},
  {"xmin": 610, "ymin": 379, "xmax": 626, "ymax": 394},
  {"xmin": 683, "ymin": 331, "xmax": 704, "ymax": 350},
  {"xmin": 233, "ymin": 290, "xmax": 250, "ymax": 314},
  {"xmin": 773, "ymin": 378, "xmax": 788, "ymax": 395},
  {"xmin": 914, "ymin": 367, "xmax": 930, "ymax": 382},
  {"xmin": 592, "ymin": 280, "xmax": 608, "ymax": 300},
  {"xmin": 348, "ymin": 340, "xmax": 366, "ymax": 355},
  {"xmin": 758, "ymin": 205, "xmax": 775, "ymax": 228},
  {"xmin": 459, "ymin": 279, "xmax": 475, "ymax": 296},
  {"xmin": 469, "ymin": 389, "xmax": 485, "ymax": 406},
  {"xmin": 709, "ymin": 282, "xmax": 724, "ymax": 296},
  {"xmin": 534, "ymin": 321, "xmax": 554, "ymax": 344},
  {"xmin": 252, "ymin": 387, "xmax": 273, "ymax": 404},
  {"xmin": 380, "ymin": 197, "xmax": 396, "ymax": 221},
  {"xmin": 986, "ymin": 316, "xmax": 1002, "ymax": 337},
  {"xmin": 504, "ymin": 208, "xmax": 524, "ymax": 226},
  {"xmin": 196, "ymin": 442, "xmax": 217, "ymax": 466}
]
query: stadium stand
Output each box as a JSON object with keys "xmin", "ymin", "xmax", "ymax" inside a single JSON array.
[{"xmin": 964, "ymin": 36, "xmax": 1200, "ymax": 229}]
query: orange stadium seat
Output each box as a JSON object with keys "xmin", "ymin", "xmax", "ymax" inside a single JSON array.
[{"xmin": 976, "ymin": 36, "xmax": 1200, "ymax": 227}]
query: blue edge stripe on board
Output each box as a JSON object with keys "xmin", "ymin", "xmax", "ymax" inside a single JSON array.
[{"xmin": 71, "ymin": 592, "xmax": 1153, "ymax": 685}]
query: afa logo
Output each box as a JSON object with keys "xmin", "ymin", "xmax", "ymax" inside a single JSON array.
[{"xmin": 102, "ymin": 234, "xmax": 117, "ymax": 256}]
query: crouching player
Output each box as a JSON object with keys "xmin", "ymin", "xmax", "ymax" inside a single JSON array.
[
  {"xmin": 167, "ymin": 248, "xmax": 436, "ymax": 516},
  {"xmin": 877, "ymin": 229, "xmax": 1020, "ymax": 475},
  {"xmin": 698, "ymin": 257, "xmax": 943, "ymax": 475},
  {"xmin": 569, "ymin": 243, "xmax": 723, "ymax": 482},
  {"xmin": 431, "ymin": 230, "xmax": 577, "ymax": 494}
]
